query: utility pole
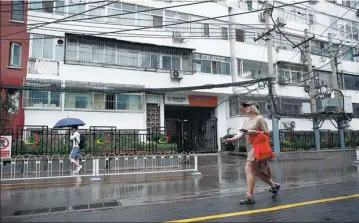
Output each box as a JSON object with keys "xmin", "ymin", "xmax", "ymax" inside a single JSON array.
[
  {"xmin": 304, "ymin": 29, "xmax": 320, "ymax": 151},
  {"xmin": 263, "ymin": 3, "xmax": 280, "ymax": 158},
  {"xmin": 228, "ymin": 6, "xmax": 238, "ymax": 93},
  {"xmin": 328, "ymin": 33, "xmax": 346, "ymax": 152}
]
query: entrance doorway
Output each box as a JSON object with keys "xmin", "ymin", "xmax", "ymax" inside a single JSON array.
[{"xmin": 165, "ymin": 106, "xmax": 217, "ymax": 153}]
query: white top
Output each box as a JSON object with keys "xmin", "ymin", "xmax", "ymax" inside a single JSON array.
[{"xmin": 70, "ymin": 131, "xmax": 80, "ymax": 148}]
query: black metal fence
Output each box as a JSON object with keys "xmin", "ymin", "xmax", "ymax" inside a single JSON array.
[
  {"xmin": 280, "ymin": 130, "xmax": 359, "ymax": 152},
  {"xmin": 2, "ymin": 126, "xmax": 181, "ymax": 157}
]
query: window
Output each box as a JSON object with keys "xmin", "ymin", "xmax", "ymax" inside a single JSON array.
[
  {"xmin": 242, "ymin": 60, "xmax": 269, "ymax": 79},
  {"xmin": 164, "ymin": 10, "xmax": 189, "ymax": 33},
  {"xmin": 353, "ymin": 103, "xmax": 359, "ymax": 118},
  {"xmin": 162, "ymin": 55, "xmax": 181, "ymax": 70},
  {"xmin": 30, "ymin": 0, "xmax": 54, "ymax": 13},
  {"xmin": 117, "ymin": 95, "xmax": 142, "ymax": 111},
  {"xmin": 153, "ymin": 16, "xmax": 163, "ymax": 27},
  {"xmin": 344, "ymin": 74, "xmax": 359, "ymax": 91},
  {"xmin": 65, "ymin": 93, "xmax": 92, "ymax": 109},
  {"xmin": 278, "ymin": 63, "xmax": 308, "ymax": 85},
  {"xmin": 193, "ymin": 53, "xmax": 230, "ymax": 75},
  {"xmin": 337, "ymin": 20, "xmax": 359, "ymax": 41},
  {"xmin": 229, "ymin": 95, "xmax": 268, "ymax": 117},
  {"xmin": 54, "ymin": 0, "xmax": 65, "ymax": 16},
  {"xmin": 65, "ymin": 93, "xmax": 143, "ymax": 111},
  {"xmin": 10, "ymin": 43, "xmax": 22, "ymax": 67},
  {"xmin": 31, "ymin": 35, "xmax": 54, "ymax": 59},
  {"xmin": 68, "ymin": 1, "xmax": 86, "ymax": 19},
  {"xmin": 66, "ymin": 35, "xmax": 191, "ymax": 70},
  {"xmin": 203, "ymin": 23, "xmax": 210, "ymax": 36},
  {"xmin": 235, "ymin": 29, "xmax": 245, "ymax": 42},
  {"xmin": 11, "ymin": 1, "xmax": 24, "ymax": 21},
  {"xmin": 221, "ymin": 27, "xmax": 228, "ymax": 40},
  {"xmin": 88, "ymin": 4, "xmax": 105, "ymax": 22},
  {"xmin": 308, "ymin": 14, "xmax": 314, "ymax": 25},
  {"xmin": 247, "ymin": 1, "xmax": 253, "ymax": 11},
  {"xmin": 24, "ymin": 91, "xmax": 61, "ymax": 108}
]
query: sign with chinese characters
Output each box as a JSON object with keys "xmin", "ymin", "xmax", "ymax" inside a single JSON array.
[
  {"xmin": 165, "ymin": 95, "xmax": 217, "ymax": 107},
  {"xmin": 165, "ymin": 95, "xmax": 189, "ymax": 105},
  {"xmin": 188, "ymin": 95, "xmax": 217, "ymax": 107},
  {"xmin": 0, "ymin": 136, "xmax": 12, "ymax": 158}
]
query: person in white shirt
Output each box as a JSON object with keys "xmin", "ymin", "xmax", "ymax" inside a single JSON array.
[{"xmin": 70, "ymin": 126, "xmax": 82, "ymax": 173}]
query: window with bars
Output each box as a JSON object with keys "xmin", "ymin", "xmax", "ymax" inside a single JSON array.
[
  {"xmin": 65, "ymin": 35, "xmax": 192, "ymax": 71},
  {"xmin": 229, "ymin": 95, "xmax": 310, "ymax": 117},
  {"xmin": 64, "ymin": 93, "xmax": 143, "ymax": 111}
]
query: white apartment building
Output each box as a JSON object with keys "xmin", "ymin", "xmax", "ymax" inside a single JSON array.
[{"xmin": 22, "ymin": 0, "xmax": 359, "ymax": 152}]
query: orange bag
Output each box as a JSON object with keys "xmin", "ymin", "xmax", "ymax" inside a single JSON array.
[{"xmin": 248, "ymin": 132, "xmax": 275, "ymax": 161}]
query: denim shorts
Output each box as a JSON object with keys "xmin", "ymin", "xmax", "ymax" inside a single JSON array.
[{"xmin": 70, "ymin": 147, "xmax": 81, "ymax": 159}]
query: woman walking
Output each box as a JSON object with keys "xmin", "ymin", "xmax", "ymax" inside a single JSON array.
[{"xmin": 224, "ymin": 101, "xmax": 280, "ymax": 204}]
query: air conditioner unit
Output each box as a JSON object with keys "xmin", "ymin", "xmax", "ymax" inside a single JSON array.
[
  {"xmin": 276, "ymin": 17, "xmax": 287, "ymax": 28},
  {"xmin": 301, "ymin": 102, "xmax": 311, "ymax": 114},
  {"xmin": 172, "ymin": 31, "xmax": 185, "ymax": 43},
  {"xmin": 259, "ymin": 12, "xmax": 266, "ymax": 23},
  {"xmin": 170, "ymin": 70, "xmax": 183, "ymax": 80},
  {"xmin": 316, "ymin": 98, "xmax": 341, "ymax": 113},
  {"xmin": 56, "ymin": 39, "xmax": 64, "ymax": 45}
]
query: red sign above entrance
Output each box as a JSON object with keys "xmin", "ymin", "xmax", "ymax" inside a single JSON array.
[{"xmin": 188, "ymin": 95, "xmax": 217, "ymax": 107}]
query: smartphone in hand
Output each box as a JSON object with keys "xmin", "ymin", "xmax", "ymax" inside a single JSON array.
[{"xmin": 239, "ymin": 129, "xmax": 248, "ymax": 133}]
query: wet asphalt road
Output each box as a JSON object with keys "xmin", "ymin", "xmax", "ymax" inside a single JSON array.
[{"xmin": 1, "ymin": 155, "xmax": 359, "ymax": 222}]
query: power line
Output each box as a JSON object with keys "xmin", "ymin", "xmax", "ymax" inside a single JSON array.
[
  {"xmin": 282, "ymin": 42, "xmax": 359, "ymax": 84},
  {"xmin": 1, "ymin": 0, "xmax": 212, "ymax": 38},
  {"xmin": 0, "ymin": 0, "xmax": 110, "ymax": 12},
  {"xmin": 1, "ymin": 0, "xmax": 117, "ymax": 38},
  {"xmin": 280, "ymin": 1, "xmax": 358, "ymax": 69}
]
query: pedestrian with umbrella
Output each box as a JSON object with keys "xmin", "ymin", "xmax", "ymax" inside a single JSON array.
[{"xmin": 54, "ymin": 118, "xmax": 85, "ymax": 174}]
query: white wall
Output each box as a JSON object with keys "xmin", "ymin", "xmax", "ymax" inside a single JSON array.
[{"xmin": 24, "ymin": 109, "xmax": 146, "ymax": 129}]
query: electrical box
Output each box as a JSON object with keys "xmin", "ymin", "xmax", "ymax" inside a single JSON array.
[
  {"xmin": 316, "ymin": 98, "xmax": 341, "ymax": 113},
  {"xmin": 301, "ymin": 102, "xmax": 311, "ymax": 114},
  {"xmin": 344, "ymin": 96, "xmax": 353, "ymax": 114}
]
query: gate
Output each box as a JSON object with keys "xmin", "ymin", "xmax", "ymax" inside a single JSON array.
[{"xmin": 165, "ymin": 118, "xmax": 217, "ymax": 153}]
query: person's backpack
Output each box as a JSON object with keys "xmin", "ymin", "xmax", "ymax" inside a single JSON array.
[{"xmin": 75, "ymin": 132, "xmax": 86, "ymax": 150}]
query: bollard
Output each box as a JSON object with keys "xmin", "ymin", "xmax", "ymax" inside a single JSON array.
[
  {"xmin": 354, "ymin": 150, "xmax": 359, "ymax": 164},
  {"xmin": 91, "ymin": 159, "xmax": 101, "ymax": 181}
]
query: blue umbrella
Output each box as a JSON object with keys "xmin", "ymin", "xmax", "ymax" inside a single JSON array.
[{"xmin": 54, "ymin": 118, "xmax": 85, "ymax": 128}]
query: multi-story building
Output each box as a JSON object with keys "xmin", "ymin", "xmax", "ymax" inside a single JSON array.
[
  {"xmin": 0, "ymin": 0, "xmax": 29, "ymax": 132},
  {"xmin": 18, "ymin": 0, "xmax": 359, "ymax": 152}
]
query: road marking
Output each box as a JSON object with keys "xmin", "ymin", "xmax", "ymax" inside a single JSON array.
[{"xmin": 167, "ymin": 193, "xmax": 359, "ymax": 222}]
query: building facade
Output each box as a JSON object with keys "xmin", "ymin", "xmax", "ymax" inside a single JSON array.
[
  {"xmin": 0, "ymin": 0, "xmax": 29, "ymax": 132},
  {"xmin": 16, "ymin": 0, "xmax": 359, "ymax": 151}
]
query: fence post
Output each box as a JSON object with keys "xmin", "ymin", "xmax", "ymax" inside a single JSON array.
[
  {"xmin": 354, "ymin": 150, "xmax": 359, "ymax": 164},
  {"xmin": 91, "ymin": 158, "xmax": 101, "ymax": 181},
  {"xmin": 191, "ymin": 155, "xmax": 202, "ymax": 176}
]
